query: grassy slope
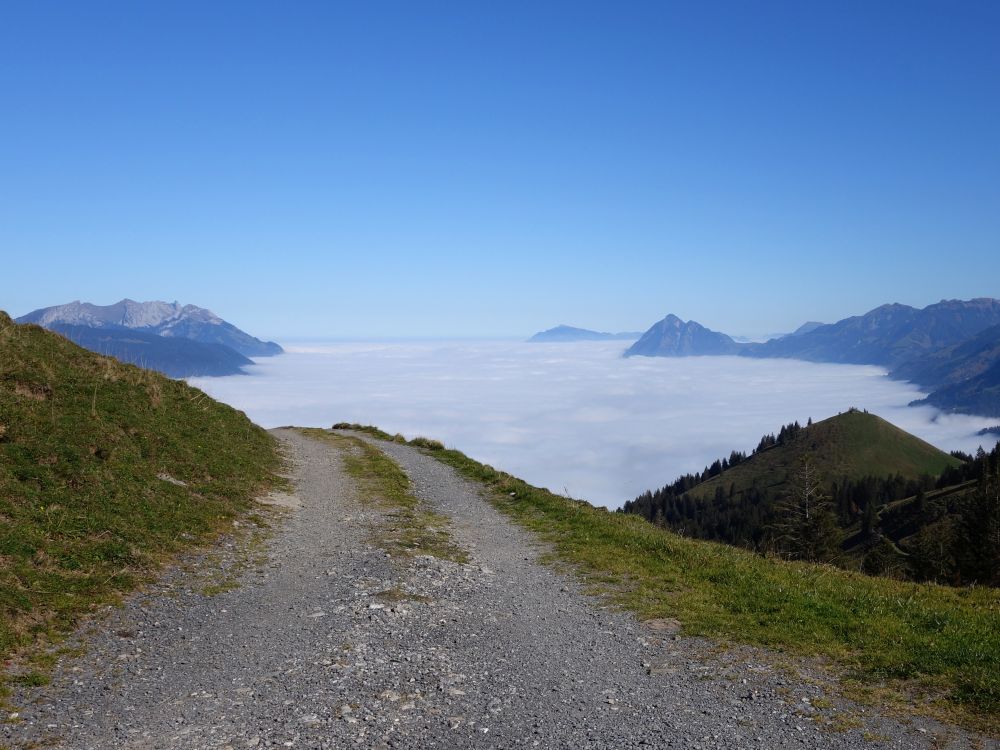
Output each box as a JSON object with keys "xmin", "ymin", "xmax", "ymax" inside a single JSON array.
[
  {"xmin": 338, "ymin": 424, "xmax": 999, "ymax": 735},
  {"xmin": 686, "ymin": 410, "xmax": 960, "ymax": 502},
  {"xmin": 0, "ymin": 312, "xmax": 282, "ymax": 668}
]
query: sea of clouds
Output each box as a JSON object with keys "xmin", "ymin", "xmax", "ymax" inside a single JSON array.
[{"xmin": 189, "ymin": 341, "xmax": 1000, "ymax": 508}]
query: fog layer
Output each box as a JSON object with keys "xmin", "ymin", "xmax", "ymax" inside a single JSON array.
[{"xmin": 190, "ymin": 341, "xmax": 1000, "ymax": 508}]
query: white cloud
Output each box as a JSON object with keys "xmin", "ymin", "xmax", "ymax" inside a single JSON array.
[{"xmin": 189, "ymin": 341, "xmax": 1000, "ymax": 509}]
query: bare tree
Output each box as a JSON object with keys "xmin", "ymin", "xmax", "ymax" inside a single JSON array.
[{"xmin": 769, "ymin": 455, "xmax": 839, "ymax": 562}]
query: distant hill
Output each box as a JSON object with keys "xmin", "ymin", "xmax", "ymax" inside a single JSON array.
[
  {"xmin": 528, "ymin": 325, "xmax": 642, "ymax": 342},
  {"xmin": 624, "ymin": 314, "xmax": 741, "ymax": 357},
  {"xmin": 48, "ymin": 324, "xmax": 253, "ymax": 378},
  {"xmin": 18, "ymin": 299, "xmax": 283, "ymax": 358},
  {"xmin": 683, "ymin": 410, "xmax": 959, "ymax": 504},
  {"xmin": 621, "ymin": 410, "xmax": 986, "ymax": 580},
  {"xmin": 0, "ymin": 311, "xmax": 280, "ymax": 666},
  {"xmin": 742, "ymin": 298, "xmax": 1000, "ymax": 369}
]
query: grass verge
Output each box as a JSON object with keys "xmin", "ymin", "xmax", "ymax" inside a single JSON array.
[
  {"xmin": 298, "ymin": 428, "xmax": 466, "ymax": 563},
  {"xmin": 334, "ymin": 423, "xmax": 999, "ymax": 736}
]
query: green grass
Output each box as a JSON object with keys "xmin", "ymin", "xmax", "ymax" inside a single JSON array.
[
  {"xmin": 7, "ymin": 672, "xmax": 49, "ymax": 689},
  {"xmin": 0, "ymin": 312, "xmax": 283, "ymax": 674},
  {"xmin": 301, "ymin": 428, "xmax": 466, "ymax": 563},
  {"xmin": 339, "ymin": 423, "xmax": 999, "ymax": 735}
]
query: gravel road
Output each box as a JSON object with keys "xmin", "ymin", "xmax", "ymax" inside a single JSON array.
[{"xmin": 2, "ymin": 429, "xmax": 992, "ymax": 749}]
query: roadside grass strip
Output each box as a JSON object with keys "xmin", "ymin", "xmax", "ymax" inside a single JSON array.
[{"xmin": 333, "ymin": 423, "xmax": 999, "ymax": 736}]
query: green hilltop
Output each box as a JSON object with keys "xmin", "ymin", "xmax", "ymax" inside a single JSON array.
[
  {"xmin": 0, "ymin": 312, "xmax": 282, "ymax": 667},
  {"xmin": 625, "ymin": 409, "xmax": 998, "ymax": 589},
  {"xmin": 687, "ymin": 409, "xmax": 960, "ymax": 503}
]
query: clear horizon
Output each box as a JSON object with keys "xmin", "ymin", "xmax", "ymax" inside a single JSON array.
[{"xmin": 3, "ymin": 2, "xmax": 999, "ymax": 337}]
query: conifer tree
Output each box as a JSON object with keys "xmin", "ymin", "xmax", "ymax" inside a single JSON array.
[
  {"xmin": 769, "ymin": 455, "xmax": 839, "ymax": 562},
  {"xmin": 955, "ymin": 463, "xmax": 1000, "ymax": 586}
]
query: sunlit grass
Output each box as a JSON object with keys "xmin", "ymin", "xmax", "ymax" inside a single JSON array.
[
  {"xmin": 337, "ymin": 423, "xmax": 999, "ymax": 735},
  {"xmin": 0, "ymin": 313, "xmax": 284, "ymax": 681}
]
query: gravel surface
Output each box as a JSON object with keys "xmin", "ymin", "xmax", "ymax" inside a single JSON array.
[{"xmin": 2, "ymin": 428, "xmax": 993, "ymax": 749}]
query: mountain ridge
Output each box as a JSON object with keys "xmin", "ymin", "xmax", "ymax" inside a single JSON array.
[
  {"xmin": 742, "ymin": 298, "xmax": 1000, "ymax": 369},
  {"xmin": 528, "ymin": 325, "xmax": 643, "ymax": 342},
  {"xmin": 18, "ymin": 299, "xmax": 283, "ymax": 358}
]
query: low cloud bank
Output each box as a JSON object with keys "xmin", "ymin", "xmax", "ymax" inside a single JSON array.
[{"xmin": 190, "ymin": 341, "xmax": 1000, "ymax": 508}]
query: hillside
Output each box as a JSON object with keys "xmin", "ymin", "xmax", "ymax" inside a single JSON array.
[
  {"xmin": 892, "ymin": 322, "xmax": 1000, "ymax": 388},
  {"xmin": 0, "ymin": 312, "xmax": 282, "ymax": 663},
  {"xmin": 49, "ymin": 323, "xmax": 253, "ymax": 377},
  {"xmin": 914, "ymin": 359, "xmax": 1000, "ymax": 417},
  {"xmin": 622, "ymin": 410, "xmax": 988, "ymax": 579},
  {"xmin": 686, "ymin": 410, "xmax": 959, "ymax": 503}
]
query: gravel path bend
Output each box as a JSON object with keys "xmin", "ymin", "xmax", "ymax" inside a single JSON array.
[{"xmin": 1, "ymin": 429, "xmax": 991, "ymax": 749}]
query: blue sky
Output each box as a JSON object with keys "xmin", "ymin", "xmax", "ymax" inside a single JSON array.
[{"xmin": 2, "ymin": 1, "xmax": 998, "ymax": 339}]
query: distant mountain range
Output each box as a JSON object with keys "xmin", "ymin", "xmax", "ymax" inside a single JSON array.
[
  {"xmin": 19, "ymin": 299, "xmax": 283, "ymax": 357},
  {"xmin": 743, "ymin": 299, "xmax": 1000, "ymax": 369},
  {"xmin": 17, "ymin": 299, "xmax": 282, "ymax": 377},
  {"xmin": 528, "ymin": 325, "xmax": 643, "ymax": 342},
  {"xmin": 624, "ymin": 299, "xmax": 1000, "ymax": 418}
]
